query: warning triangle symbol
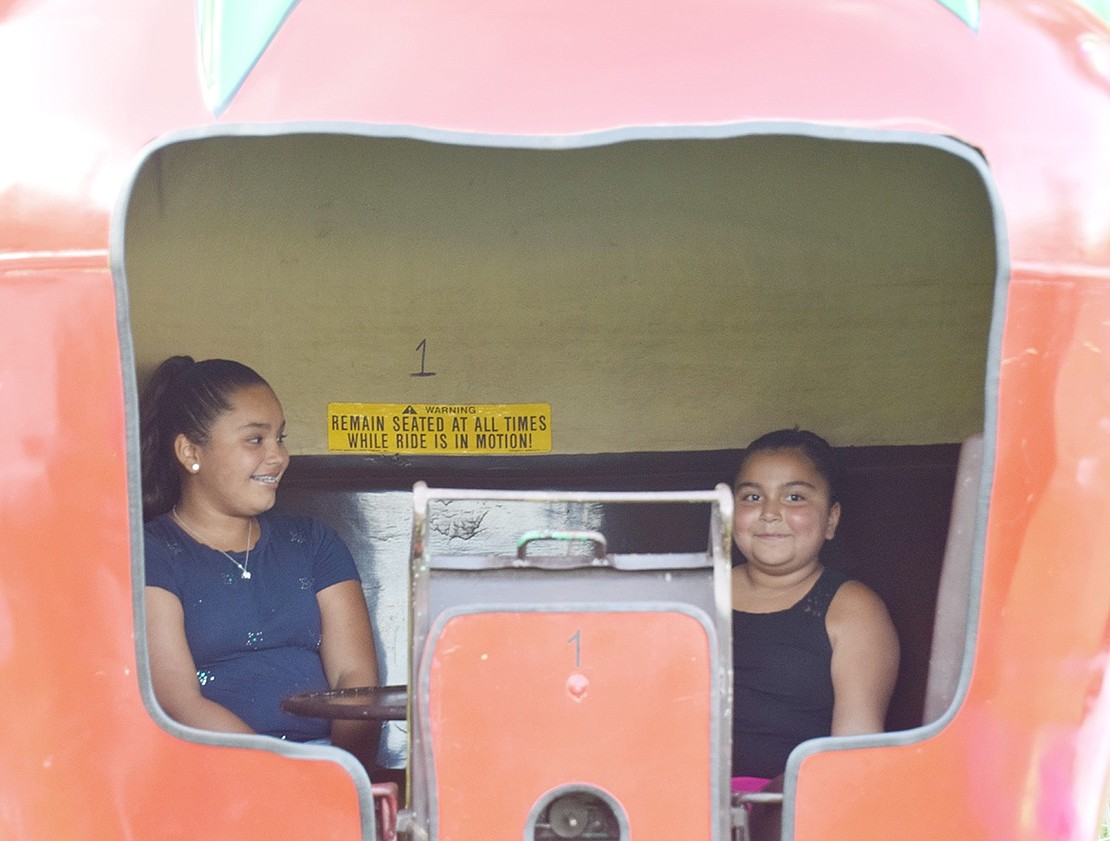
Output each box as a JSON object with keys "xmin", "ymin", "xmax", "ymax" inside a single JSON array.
[{"xmin": 402, "ymin": 405, "xmax": 418, "ymax": 414}]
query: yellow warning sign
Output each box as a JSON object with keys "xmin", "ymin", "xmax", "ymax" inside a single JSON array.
[{"xmin": 328, "ymin": 403, "xmax": 552, "ymax": 454}]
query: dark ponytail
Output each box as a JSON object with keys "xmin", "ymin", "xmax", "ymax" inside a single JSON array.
[{"xmin": 139, "ymin": 356, "xmax": 269, "ymax": 521}]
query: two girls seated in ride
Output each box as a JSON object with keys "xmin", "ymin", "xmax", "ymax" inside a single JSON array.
[
  {"xmin": 731, "ymin": 429, "xmax": 899, "ymax": 833},
  {"xmin": 140, "ymin": 356, "xmax": 381, "ymax": 766}
]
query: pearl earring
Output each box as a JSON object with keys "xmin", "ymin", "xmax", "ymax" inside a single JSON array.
[{"xmin": 190, "ymin": 463, "xmax": 200, "ymax": 473}]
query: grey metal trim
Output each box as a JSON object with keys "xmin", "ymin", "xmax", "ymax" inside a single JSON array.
[{"xmin": 429, "ymin": 551, "xmax": 713, "ymax": 571}]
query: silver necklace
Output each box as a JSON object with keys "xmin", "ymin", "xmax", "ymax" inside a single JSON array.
[{"xmin": 172, "ymin": 506, "xmax": 254, "ymax": 580}]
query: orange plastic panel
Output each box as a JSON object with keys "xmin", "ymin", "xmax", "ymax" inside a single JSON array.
[{"xmin": 428, "ymin": 611, "xmax": 712, "ymax": 840}]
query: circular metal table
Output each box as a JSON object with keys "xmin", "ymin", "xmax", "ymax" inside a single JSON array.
[{"xmin": 281, "ymin": 685, "xmax": 408, "ymax": 721}]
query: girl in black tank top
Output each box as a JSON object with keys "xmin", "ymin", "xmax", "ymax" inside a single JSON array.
[
  {"xmin": 729, "ymin": 430, "xmax": 899, "ymax": 788},
  {"xmin": 732, "ymin": 566, "xmax": 849, "ymax": 778}
]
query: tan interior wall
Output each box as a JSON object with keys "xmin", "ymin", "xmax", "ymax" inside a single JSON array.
[{"xmin": 123, "ymin": 132, "xmax": 996, "ymax": 454}]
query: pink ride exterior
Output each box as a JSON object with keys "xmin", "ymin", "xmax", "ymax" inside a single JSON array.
[{"xmin": 2, "ymin": 1, "xmax": 1110, "ymax": 839}]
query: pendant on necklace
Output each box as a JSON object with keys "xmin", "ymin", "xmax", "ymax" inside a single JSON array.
[{"xmin": 241, "ymin": 570, "xmax": 252, "ymax": 580}]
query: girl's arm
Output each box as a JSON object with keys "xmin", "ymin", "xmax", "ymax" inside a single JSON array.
[
  {"xmin": 144, "ymin": 586, "xmax": 254, "ymax": 733},
  {"xmin": 317, "ymin": 579, "xmax": 380, "ymax": 764},
  {"xmin": 826, "ymin": 580, "xmax": 900, "ymax": 735}
]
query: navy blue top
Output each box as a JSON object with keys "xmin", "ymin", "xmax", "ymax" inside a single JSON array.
[
  {"xmin": 731, "ymin": 566, "xmax": 849, "ymax": 778},
  {"xmin": 144, "ymin": 510, "xmax": 361, "ymax": 741}
]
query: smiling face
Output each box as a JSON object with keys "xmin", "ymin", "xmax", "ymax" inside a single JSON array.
[
  {"xmin": 178, "ymin": 383, "xmax": 289, "ymax": 519},
  {"xmin": 732, "ymin": 446, "xmax": 841, "ymax": 577}
]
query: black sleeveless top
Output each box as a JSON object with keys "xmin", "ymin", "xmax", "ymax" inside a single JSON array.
[{"xmin": 731, "ymin": 566, "xmax": 849, "ymax": 778}]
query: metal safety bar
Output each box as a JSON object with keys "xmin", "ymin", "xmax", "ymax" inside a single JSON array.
[{"xmin": 405, "ymin": 481, "xmax": 737, "ymax": 841}]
